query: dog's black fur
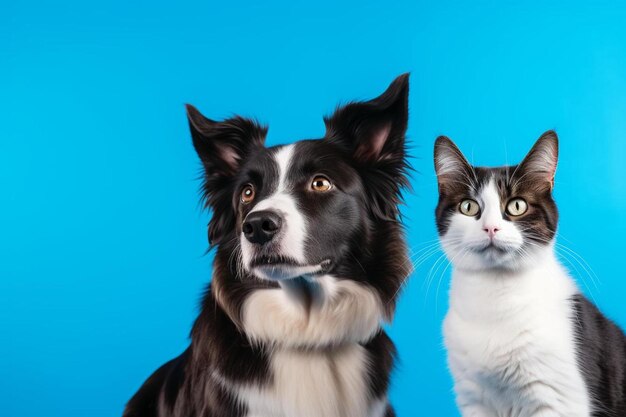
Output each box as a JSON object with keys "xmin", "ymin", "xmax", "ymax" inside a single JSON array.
[{"xmin": 123, "ymin": 75, "xmax": 412, "ymax": 417}]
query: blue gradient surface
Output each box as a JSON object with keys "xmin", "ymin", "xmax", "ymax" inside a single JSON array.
[{"xmin": 2, "ymin": 1, "xmax": 626, "ymax": 416}]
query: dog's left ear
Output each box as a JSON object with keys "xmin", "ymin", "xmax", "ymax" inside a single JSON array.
[
  {"xmin": 324, "ymin": 74, "xmax": 410, "ymax": 221},
  {"xmin": 324, "ymin": 73, "xmax": 409, "ymax": 165}
]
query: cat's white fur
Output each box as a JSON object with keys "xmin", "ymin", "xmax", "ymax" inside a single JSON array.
[{"xmin": 442, "ymin": 179, "xmax": 592, "ymax": 416}]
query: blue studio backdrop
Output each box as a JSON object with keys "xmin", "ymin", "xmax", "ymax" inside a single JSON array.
[{"xmin": 3, "ymin": 1, "xmax": 626, "ymax": 416}]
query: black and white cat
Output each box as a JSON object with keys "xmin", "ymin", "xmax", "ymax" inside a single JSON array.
[{"xmin": 434, "ymin": 131, "xmax": 626, "ymax": 416}]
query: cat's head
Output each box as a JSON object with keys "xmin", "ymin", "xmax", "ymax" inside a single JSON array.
[{"xmin": 434, "ymin": 131, "xmax": 559, "ymax": 272}]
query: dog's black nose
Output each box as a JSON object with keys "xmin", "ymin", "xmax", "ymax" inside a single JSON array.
[{"xmin": 242, "ymin": 210, "xmax": 282, "ymax": 245}]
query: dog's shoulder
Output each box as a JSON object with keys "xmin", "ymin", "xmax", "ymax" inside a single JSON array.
[{"xmin": 122, "ymin": 349, "xmax": 189, "ymax": 417}]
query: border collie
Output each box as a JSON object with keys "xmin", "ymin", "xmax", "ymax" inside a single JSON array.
[{"xmin": 123, "ymin": 74, "xmax": 412, "ymax": 417}]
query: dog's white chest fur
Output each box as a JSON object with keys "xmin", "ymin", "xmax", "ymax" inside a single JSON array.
[
  {"xmin": 215, "ymin": 276, "xmax": 389, "ymax": 417},
  {"xmin": 444, "ymin": 257, "xmax": 592, "ymax": 416},
  {"xmin": 228, "ymin": 345, "xmax": 384, "ymax": 417}
]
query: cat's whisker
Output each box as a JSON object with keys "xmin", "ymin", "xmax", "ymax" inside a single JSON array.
[
  {"xmin": 519, "ymin": 238, "xmax": 600, "ymax": 303},
  {"xmin": 555, "ymin": 243, "xmax": 601, "ymax": 287},
  {"xmin": 415, "ymin": 247, "xmax": 444, "ymax": 276},
  {"xmin": 435, "ymin": 248, "xmax": 469, "ymax": 314},
  {"xmin": 434, "ymin": 258, "xmax": 451, "ymax": 314},
  {"xmin": 519, "ymin": 231, "xmax": 601, "ymax": 294},
  {"xmin": 424, "ymin": 253, "xmax": 449, "ymax": 306},
  {"xmin": 407, "ymin": 242, "xmax": 445, "ymax": 261},
  {"xmin": 387, "ymin": 241, "xmax": 448, "ymax": 306},
  {"xmin": 406, "ymin": 238, "xmax": 445, "ymax": 254},
  {"xmin": 435, "ymin": 132, "xmax": 624, "ymax": 414},
  {"xmin": 556, "ymin": 250, "xmax": 599, "ymax": 304}
]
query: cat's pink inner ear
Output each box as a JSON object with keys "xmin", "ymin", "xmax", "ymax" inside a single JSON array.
[
  {"xmin": 538, "ymin": 147, "xmax": 557, "ymax": 174},
  {"xmin": 527, "ymin": 143, "xmax": 558, "ymax": 182},
  {"xmin": 434, "ymin": 137, "xmax": 472, "ymax": 186}
]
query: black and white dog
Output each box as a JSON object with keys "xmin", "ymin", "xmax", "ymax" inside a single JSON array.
[{"xmin": 123, "ymin": 74, "xmax": 412, "ymax": 417}]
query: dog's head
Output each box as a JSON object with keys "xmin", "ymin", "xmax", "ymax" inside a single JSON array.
[{"xmin": 188, "ymin": 75, "xmax": 411, "ymax": 346}]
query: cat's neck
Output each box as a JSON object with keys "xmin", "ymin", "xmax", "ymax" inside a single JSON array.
[{"xmin": 448, "ymin": 245, "xmax": 580, "ymax": 321}]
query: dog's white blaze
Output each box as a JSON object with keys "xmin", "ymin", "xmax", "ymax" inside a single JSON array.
[
  {"xmin": 241, "ymin": 144, "xmax": 309, "ymax": 271},
  {"xmin": 215, "ymin": 344, "xmax": 381, "ymax": 417},
  {"xmin": 242, "ymin": 275, "xmax": 384, "ymax": 347},
  {"xmin": 250, "ymin": 193, "xmax": 307, "ymax": 265},
  {"xmin": 274, "ymin": 144, "xmax": 292, "ymax": 194}
]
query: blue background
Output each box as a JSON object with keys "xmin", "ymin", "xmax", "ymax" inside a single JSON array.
[{"xmin": 2, "ymin": 1, "xmax": 626, "ymax": 416}]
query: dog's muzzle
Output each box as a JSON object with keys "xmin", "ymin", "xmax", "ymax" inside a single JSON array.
[{"xmin": 242, "ymin": 210, "xmax": 282, "ymax": 245}]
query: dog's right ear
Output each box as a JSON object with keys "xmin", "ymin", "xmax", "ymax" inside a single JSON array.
[
  {"xmin": 186, "ymin": 104, "xmax": 267, "ymax": 178},
  {"xmin": 186, "ymin": 104, "xmax": 267, "ymax": 245}
]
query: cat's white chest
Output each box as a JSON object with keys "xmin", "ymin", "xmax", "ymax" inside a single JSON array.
[
  {"xmin": 444, "ymin": 264, "xmax": 592, "ymax": 416},
  {"xmin": 230, "ymin": 345, "xmax": 384, "ymax": 417}
]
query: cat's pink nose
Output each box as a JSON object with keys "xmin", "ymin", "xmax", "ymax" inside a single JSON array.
[{"xmin": 483, "ymin": 226, "xmax": 500, "ymax": 238}]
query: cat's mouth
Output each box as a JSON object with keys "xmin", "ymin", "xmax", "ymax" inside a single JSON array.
[{"xmin": 473, "ymin": 242, "xmax": 510, "ymax": 254}]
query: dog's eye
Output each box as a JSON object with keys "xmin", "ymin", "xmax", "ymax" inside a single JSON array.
[
  {"xmin": 506, "ymin": 198, "xmax": 528, "ymax": 216},
  {"xmin": 241, "ymin": 184, "xmax": 255, "ymax": 204},
  {"xmin": 459, "ymin": 199, "xmax": 480, "ymax": 216},
  {"xmin": 311, "ymin": 176, "xmax": 332, "ymax": 192}
]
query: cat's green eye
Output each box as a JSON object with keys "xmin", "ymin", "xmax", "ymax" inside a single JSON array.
[
  {"xmin": 459, "ymin": 199, "xmax": 480, "ymax": 216},
  {"xmin": 506, "ymin": 198, "xmax": 528, "ymax": 216}
]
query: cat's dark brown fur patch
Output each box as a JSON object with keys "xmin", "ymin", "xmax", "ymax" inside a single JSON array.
[{"xmin": 434, "ymin": 131, "xmax": 558, "ymax": 246}]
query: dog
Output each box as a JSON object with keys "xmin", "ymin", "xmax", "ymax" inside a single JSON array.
[{"xmin": 123, "ymin": 74, "xmax": 412, "ymax": 417}]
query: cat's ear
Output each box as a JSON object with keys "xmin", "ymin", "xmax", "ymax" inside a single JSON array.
[
  {"xmin": 186, "ymin": 104, "xmax": 267, "ymax": 178},
  {"xmin": 186, "ymin": 104, "xmax": 267, "ymax": 246},
  {"xmin": 434, "ymin": 136, "xmax": 474, "ymax": 192},
  {"xmin": 517, "ymin": 130, "xmax": 558, "ymax": 191},
  {"xmin": 323, "ymin": 73, "xmax": 409, "ymax": 165}
]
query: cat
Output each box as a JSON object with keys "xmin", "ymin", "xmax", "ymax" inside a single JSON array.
[{"xmin": 434, "ymin": 131, "xmax": 626, "ymax": 416}]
